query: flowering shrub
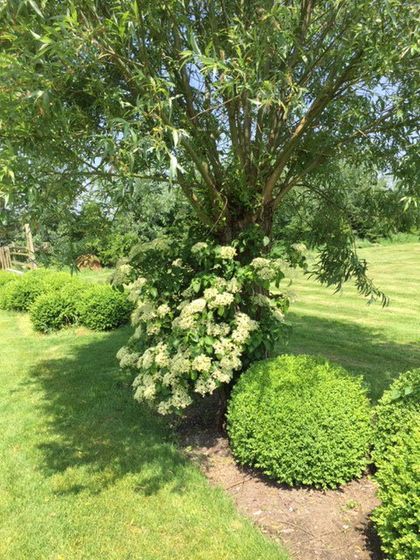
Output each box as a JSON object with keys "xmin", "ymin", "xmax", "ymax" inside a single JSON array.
[{"xmin": 117, "ymin": 238, "xmax": 289, "ymax": 415}]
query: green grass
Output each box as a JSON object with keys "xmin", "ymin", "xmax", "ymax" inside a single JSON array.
[
  {"xmin": 279, "ymin": 242, "xmax": 420, "ymax": 401},
  {"xmin": 0, "ymin": 314, "xmax": 286, "ymax": 560}
]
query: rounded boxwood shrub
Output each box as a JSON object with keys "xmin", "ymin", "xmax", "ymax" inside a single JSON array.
[
  {"xmin": 30, "ymin": 291, "xmax": 77, "ymax": 332},
  {"xmin": 373, "ymin": 368, "xmax": 420, "ymax": 466},
  {"xmin": 77, "ymin": 285, "xmax": 132, "ymax": 331},
  {"xmin": 29, "ymin": 280, "xmax": 88, "ymax": 333},
  {"xmin": 227, "ymin": 354, "xmax": 372, "ymax": 489},
  {"xmin": 373, "ymin": 422, "xmax": 420, "ymax": 560}
]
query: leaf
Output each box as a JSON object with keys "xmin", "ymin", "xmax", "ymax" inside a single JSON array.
[{"xmin": 28, "ymin": 0, "xmax": 43, "ymax": 17}]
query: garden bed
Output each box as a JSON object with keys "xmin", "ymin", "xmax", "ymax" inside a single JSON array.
[{"xmin": 182, "ymin": 429, "xmax": 383, "ymax": 560}]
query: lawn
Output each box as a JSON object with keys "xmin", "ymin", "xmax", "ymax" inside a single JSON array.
[
  {"xmin": 280, "ymin": 241, "xmax": 420, "ymax": 400},
  {"xmin": 0, "ymin": 314, "xmax": 285, "ymax": 560},
  {"xmin": 0, "ymin": 241, "xmax": 418, "ymax": 560}
]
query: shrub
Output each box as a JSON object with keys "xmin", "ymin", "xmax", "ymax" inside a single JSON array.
[
  {"xmin": 0, "ymin": 270, "xmax": 18, "ymax": 287},
  {"xmin": 77, "ymin": 285, "xmax": 132, "ymax": 330},
  {"xmin": 29, "ymin": 280, "xmax": 88, "ymax": 333},
  {"xmin": 227, "ymin": 354, "xmax": 372, "ymax": 489},
  {"xmin": 0, "ymin": 269, "xmax": 48, "ymax": 311},
  {"xmin": 117, "ymin": 235, "xmax": 290, "ymax": 415},
  {"xmin": 30, "ymin": 292, "xmax": 77, "ymax": 332},
  {"xmin": 373, "ymin": 422, "xmax": 420, "ymax": 560},
  {"xmin": 372, "ymin": 368, "xmax": 420, "ymax": 466},
  {"xmin": 0, "ymin": 269, "xmax": 78, "ymax": 312}
]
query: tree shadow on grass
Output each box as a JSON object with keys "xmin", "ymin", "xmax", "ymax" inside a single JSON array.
[
  {"xmin": 278, "ymin": 312, "xmax": 420, "ymax": 401},
  {"xmin": 28, "ymin": 327, "xmax": 192, "ymax": 497}
]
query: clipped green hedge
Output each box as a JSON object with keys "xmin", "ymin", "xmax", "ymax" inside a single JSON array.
[
  {"xmin": 77, "ymin": 285, "xmax": 132, "ymax": 331},
  {"xmin": 227, "ymin": 354, "xmax": 372, "ymax": 489},
  {"xmin": 0, "ymin": 268, "xmax": 131, "ymax": 333},
  {"xmin": 373, "ymin": 368, "xmax": 420, "ymax": 466},
  {"xmin": 373, "ymin": 422, "xmax": 420, "ymax": 560},
  {"xmin": 29, "ymin": 280, "xmax": 88, "ymax": 333},
  {"xmin": 0, "ymin": 269, "xmax": 75, "ymax": 312}
]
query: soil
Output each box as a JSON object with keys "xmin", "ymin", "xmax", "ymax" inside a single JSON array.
[{"xmin": 180, "ymin": 429, "xmax": 383, "ymax": 560}]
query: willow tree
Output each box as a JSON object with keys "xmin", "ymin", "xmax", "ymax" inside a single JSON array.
[{"xmin": 1, "ymin": 0, "xmax": 418, "ymax": 285}]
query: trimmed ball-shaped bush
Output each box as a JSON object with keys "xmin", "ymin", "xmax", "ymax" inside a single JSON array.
[
  {"xmin": 77, "ymin": 285, "xmax": 132, "ymax": 331},
  {"xmin": 30, "ymin": 291, "xmax": 77, "ymax": 332},
  {"xmin": 373, "ymin": 368, "xmax": 420, "ymax": 466},
  {"xmin": 227, "ymin": 354, "xmax": 372, "ymax": 489},
  {"xmin": 29, "ymin": 280, "xmax": 88, "ymax": 333},
  {"xmin": 373, "ymin": 422, "xmax": 420, "ymax": 560}
]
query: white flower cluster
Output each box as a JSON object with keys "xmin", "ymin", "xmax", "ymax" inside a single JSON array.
[
  {"xmin": 118, "ymin": 243, "xmax": 288, "ymax": 416},
  {"xmin": 217, "ymin": 245, "xmax": 237, "ymax": 260},
  {"xmin": 191, "ymin": 241, "xmax": 208, "ymax": 253},
  {"xmin": 127, "ymin": 277, "xmax": 147, "ymax": 302},
  {"xmin": 250, "ymin": 257, "xmax": 283, "ymax": 281},
  {"xmin": 205, "ymin": 289, "xmax": 235, "ymax": 309},
  {"xmin": 120, "ymin": 289, "xmax": 259, "ymax": 413},
  {"xmin": 251, "ymin": 293, "xmax": 285, "ymax": 323}
]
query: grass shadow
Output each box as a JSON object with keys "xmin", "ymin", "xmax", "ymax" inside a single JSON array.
[
  {"xmin": 279, "ymin": 312, "xmax": 420, "ymax": 401},
  {"xmin": 28, "ymin": 327, "xmax": 191, "ymax": 496}
]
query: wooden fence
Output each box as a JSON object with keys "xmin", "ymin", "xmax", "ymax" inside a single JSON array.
[{"xmin": 0, "ymin": 224, "xmax": 37, "ymax": 272}]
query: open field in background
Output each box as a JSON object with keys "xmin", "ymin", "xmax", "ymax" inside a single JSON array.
[
  {"xmin": 281, "ymin": 242, "xmax": 420, "ymax": 401},
  {"xmin": 0, "ymin": 313, "xmax": 286, "ymax": 560}
]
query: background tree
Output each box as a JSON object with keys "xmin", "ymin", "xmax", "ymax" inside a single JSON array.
[{"xmin": 1, "ymin": 0, "xmax": 418, "ymax": 294}]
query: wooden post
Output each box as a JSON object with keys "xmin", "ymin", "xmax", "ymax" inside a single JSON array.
[
  {"xmin": 24, "ymin": 223, "xmax": 36, "ymax": 269},
  {"xmin": 4, "ymin": 246, "xmax": 12, "ymax": 269},
  {"xmin": 0, "ymin": 247, "xmax": 5, "ymax": 269}
]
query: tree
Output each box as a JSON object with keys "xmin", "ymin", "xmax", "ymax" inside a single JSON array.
[
  {"xmin": 1, "ymin": 0, "xmax": 418, "ymax": 420},
  {"xmin": 1, "ymin": 1, "xmax": 418, "ymax": 267}
]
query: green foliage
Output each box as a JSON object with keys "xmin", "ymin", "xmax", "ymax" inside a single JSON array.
[
  {"xmin": 0, "ymin": 269, "xmax": 50, "ymax": 311},
  {"xmin": 77, "ymin": 285, "xmax": 132, "ymax": 331},
  {"xmin": 0, "ymin": 270, "xmax": 18, "ymax": 287},
  {"xmin": 0, "ymin": 268, "xmax": 131, "ymax": 333},
  {"xmin": 0, "ymin": 269, "xmax": 78, "ymax": 312},
  {"xmin": 1, "ymin": 1, "xmax": 418, "ymax": 299},
  {"xmin": 117, "ymin": 237, "xmax": 289, "ymax": 414},
  {"xmin": 373, "ymin": 423, "xmax": 420, "ymax": 560},
  {"xmin": 372, "ymin": 368, "xmax": 420, "ymax": 466},
  {"xmin": 227, "ymin": 355, "xmax": 372, "ymax": 489},
  {"xmin": 29, "ymin": 280, "xmax": 88, "ymax": 333},
  {"xmin": 30, "ymin": 292, "xmax": 76, "ymax": 333}
]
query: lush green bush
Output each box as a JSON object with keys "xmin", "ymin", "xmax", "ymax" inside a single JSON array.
[
  {"xmin": 0, "ymin": 269, "xmax": 78, "ymax": 312},
  {"xmin": 77, "ymin": 285, "xmax": 132, "ymax": 331},
  {"xmin": 30, "ymin": 291, "xmax": 77, "ymax": 333},
  {"xmin": 0, "ymin": 270, "xmax": 18, "ymax": 287},
  {"xmin": 373, "ymin": 422, "xmax": 420, "ymax": 560},
  {"xmin": 29, "ymin": 280, "xmax": 88, "ymax": 333},
  {"xmin": 227, "ymin": 354, "xmax": 372, "ymax": 489},
  {"xmin": 373, "ymin": 368, "xmax": 420, "ymax": 466},
  {"xmin": 0, "ymin": 269, "xmax": 48, "ymax": 311}
]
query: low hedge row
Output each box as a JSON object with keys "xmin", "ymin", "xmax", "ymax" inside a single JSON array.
[{"xmin": 0, "ymin": 269, "xmax": 132, "ymax": 332}]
